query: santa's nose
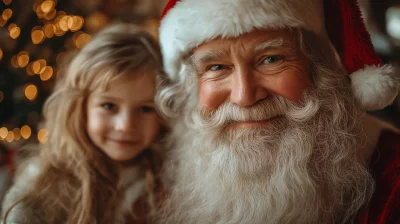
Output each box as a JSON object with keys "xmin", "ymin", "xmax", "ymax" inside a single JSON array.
[{"xmin": 230, "ymin": 66, "xmax": 268, "ymax": 107}]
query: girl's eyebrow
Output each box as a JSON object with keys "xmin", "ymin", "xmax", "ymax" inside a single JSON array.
[{"xmin": 93, "ymin": 94, "xmax": 155, "ymax": 104}]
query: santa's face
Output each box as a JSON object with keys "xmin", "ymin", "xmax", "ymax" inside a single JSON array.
[
  {"xmin": 192, "ymin": 28, "xmax": 312, "ymax": 130},
  {"xmin": 157, "ymin": 29, "xmax": 373, "ymax": 224}
]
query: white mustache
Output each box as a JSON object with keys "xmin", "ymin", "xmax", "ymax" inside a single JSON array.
[{"xmin": 190, "ymin": 95, "xmax": 320, "ymax": 129}]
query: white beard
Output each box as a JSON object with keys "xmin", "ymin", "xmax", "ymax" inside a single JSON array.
[{"xmin": 157, "ymin": 85, "xmax": 374, "ymax": 224}]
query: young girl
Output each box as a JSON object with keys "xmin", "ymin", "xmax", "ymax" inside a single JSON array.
[{"xmin": 2, "ymin": 23, "xmax": 166, "ymax": 224}]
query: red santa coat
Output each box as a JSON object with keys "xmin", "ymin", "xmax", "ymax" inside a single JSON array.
[{"xmin": 357, "ymin": 130, "xmax": 400, "ymax": 224}]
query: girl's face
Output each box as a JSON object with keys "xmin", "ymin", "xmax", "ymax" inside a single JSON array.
[{"xmin": 86, "ymin": 72, "xmax": 161, "ymax": 162}]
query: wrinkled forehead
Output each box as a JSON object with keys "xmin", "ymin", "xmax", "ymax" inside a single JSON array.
[{"xmin": 196, "ymin": 29, "xmax": 297, "ymax": 51}]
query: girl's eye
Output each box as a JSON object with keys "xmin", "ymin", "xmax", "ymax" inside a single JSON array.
[
  {"xmin": 262, "ymin": 55, "xmax": 284, "ymax": 65},
  {"xmin": 138, "ymin": 106, "xmax": 155, "ymax": 113},
  {"xmin": 101, "ymin": 103, "xmax": 116, "ymax": 111},
  {"xmin": 207, "ymin": 64, "xmax": 227, "ymax": 71}
]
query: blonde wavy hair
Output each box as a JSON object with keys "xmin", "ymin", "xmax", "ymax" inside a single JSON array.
[{"xmin": 4, "ymin": 23, "xmax": 165, "ymax": 223}]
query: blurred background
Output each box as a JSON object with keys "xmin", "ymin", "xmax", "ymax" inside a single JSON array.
[{"xmin": 0, "ymin": 0, "xmax": 399, "ymax": 193}]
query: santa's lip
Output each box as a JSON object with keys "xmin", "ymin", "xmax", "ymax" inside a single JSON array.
[{"xmin": 231, "ymin": 116, "xmax": 282, "ymax": 128}]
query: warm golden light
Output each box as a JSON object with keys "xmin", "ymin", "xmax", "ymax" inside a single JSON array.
[
  {"xmin": 17, "ymin": 51, "xmax": 30, "ymax": 67},
  {"xmin": 13, "ymin": 128, "xmax": 21, "ymax": 141},
  {"xmin": 38, "ymin": 129, "xmax": 48, "ymax": 143},
  {"xmin": 32, "ymin": 30, "xmax": 45, "ymax": 44},
  {"xmin": 8, "ymin": 23, "xmax": 16, "ymax": 31},
  {"xmin": 0, "ymin": 48, "xmax": 3, "ymax": 60},
  {"xmin": 75, "ymin": 33, "xmax": 91, "ymax": 48},
  {"xmin": 43, "ymin": 23, "xmax": 55, "ymax": 38},
  {"xmin": 41, "ymin": 0, "xmax": 55, "ymax": 13},
  {"xmin": 6, "ymin": 131, "xmax": 14, "ymax": 142},
  {"xmin": 35, "ymin": 5, "xmax": 45, "ymax": 19},
  {"xmin": 44, "ymin": 9, "xmax": 56, "ymax": 20},
  {"xmin": 40, "ymin": 66, "xmax": 53, "ymax": 81},
  {"xmin": 21, "ymin": 125, "xmax": 31, "ymax": 139},
  {"xmin": 26, "ymin": 63, "xmax": 35, "ymax": 75},
  {"xmin": 68, "ymin": 16, "xmax": 84, "ymax": 32},
  {"xmin": 0, "ymin": 127, "xmax": 7, "ymax": 139},
  {"xmin": 33, "ymin": 0, "xmax": 41, "ymax": 11},
  {"xmin": 2, "ymin": 9, "xmax": 12, "ymax": 20},
  {"xmin": 25, "ymin": 84, "xmax": 38, "ymax": 101},
  {"xmin": 11, "ymin": 55, "xmax": 19, "ymax": 68},
  {"xmin": 0, "ymin": 91, "xmax": 3, "ymax": 103},
  {"xmin": 3, "ymin": 0, "xmax": 12, "ymax": 5},
  {"xmin": 9, "ymin": 26, "xmax": 20, "ymax": 39},
  {"xmin": 54, "ymin": 23, "xmax": 66, "ymax": 36},
  {"xmin": 0, "ymin": 17, "xmax": 6, "ymax": 27},
  {"xmin": 59, "ymin": 15, "xmax": 69, "ymax": 31},
  {"xmin": 37, "ymin": 59, "xmax": 47, "ymax": 68},
  {"xmin": 32, "ymin": 61, "xmax": 41, "ymax": 74},
  {"xmin": 85, "ymin": 12, "xmax": 108, "ymax": 33}
]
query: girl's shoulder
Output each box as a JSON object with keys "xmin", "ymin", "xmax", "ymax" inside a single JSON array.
[{"xmin": 1, "ymin": 157, "xmax": 44, "ymax": 224}]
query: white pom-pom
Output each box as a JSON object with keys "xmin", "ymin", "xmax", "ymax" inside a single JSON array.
[{"xmin": 351, "ymin": 65, "xmax": 399, "ymax": 111}]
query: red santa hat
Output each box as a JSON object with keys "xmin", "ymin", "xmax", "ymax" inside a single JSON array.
[{"xmin": 159, "ymin": 0, "xmax": 399, "ymax": 111}]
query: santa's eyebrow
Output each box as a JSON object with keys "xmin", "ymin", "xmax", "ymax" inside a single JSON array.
[
  {"xmin": 191, "ymin": 50, "xmax": 227, "ymax": 65},
  {"xmin": 254, "ymin": 38, "xmax": 292, "ymax": 52}
]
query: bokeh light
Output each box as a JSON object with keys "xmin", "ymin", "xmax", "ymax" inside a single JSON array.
[
  {"xmin": 17, "ymin": 51, "xmax": 30, "ymax": 67},
  {"xmin": 2, "ymin": 9, "xmax": 12, "ymax": 20},
  {"xmin": 6, "ymin": 131, "xmax": 14, "ymax": 142},
  {"xmin": 43, "ymin": 24, "xmax": 55, "ymax": 38},
  {"xmin": 13, "ymin": 128, "xmax": 21, "ymax": 141},
  {"xmin": 11, "ymin": 55, "xmax": 19, "ymax": 68},
  {"xmin": 9, "ymin": 24, "xmax": 21, "ymax": 39},
  {"xmin": 0, "ymin": 127, "xmax": 7, "ymax": 139},
  {"xmin": 32, "ymin": 29, "xmax": 45, "ymax": 44},
  {"xmin": 21, "ymin": 125, "xmax": 32, "ymax": 139},
  {"xmin": 24, "ymin": 84, "xmax": 38, "ymax": 101},
  {"xmin": 3, "ymin": 0, "xmax": 12, "ymax": 5},
  {"xmin": 38, "ymin": 129, "xmax": 48, "ymax": 143},
  {"xmin": 40, "ymin": 66, "xmax": 53, "ymax": 81},
  {"xmin": 41, "ymin": 0, "xmax": 55, "ymax": 14}
]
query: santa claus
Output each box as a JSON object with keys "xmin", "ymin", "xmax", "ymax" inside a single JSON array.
[{"xmin": 155, "ymin": 0, "xmax": 400, "ymax": 223}]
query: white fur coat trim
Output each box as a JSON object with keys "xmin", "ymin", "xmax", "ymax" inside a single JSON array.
[
  {"xmin": 159, "ymin": 0, "xmax": 325, "ymax": 79},
  {"xmin": 351, "ymin": 64, "xmax": 399, "ymax": 110}
]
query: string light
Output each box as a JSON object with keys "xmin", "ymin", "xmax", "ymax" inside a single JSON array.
[
  {"xmin": 68, "ymin": 16, "xmax": 84, "ymax": 32},
  {"xmin": 32, "ymin": 29, "xmax": 45, "ymax": 44},
  {"xmin": 6, "ymin": 131, "xmax": 14, "ymax": 142},
  {"xmin": 0, "ymin": 127, "xmax": 8, "ymax": 139},
  {"xmin": 9, "ymin": 23, "xmax": 21, "ymax": 39},
  {"xmin": 24, "ymin": 84, "xmax": 38, "ymax": 101},
  {"xmin": 41, "ymin": 0, "xmax": 55, "ymax": 14},
  {"xmin": 11, "ymin": 55, "xmax": 19, "ymax": 68},
  {"xmin": 13, "ymin": 128, "xmax": 21, "ymax": 141},
  {"xmin": 43, "ymin": 23, "xmax": 55, "ymax": 38},
  {"xmin": 17, "ymin": 51, "xmax": 30, "ymax": 67},
  {"xmin": 3, "ymin": 0, "xmax": 12, "ymax": 5},
  {"xmin": 26, "ymin": 63, "xmax": 35, "ymax": 75},
  {"xmin": 75, "ymin": 32, "xmax": 91, "ymax": 48},
  {"xmin": 2, "ymin": 9, "xmax": 12, "ymax": 20},
  {"xmin": 21, "ymin": 125, "xmax": 32, "ymax": 139},
  {"xmin": 40, "ymin": 66, "xmax": 53, "ymax": 81},
  {"xmin": 38, "ymin": 129, "xmax": 48, "ymax": 143},
  {"xmin": 44, "ymin": 9, "xmax": 57, "ymax": 20}
]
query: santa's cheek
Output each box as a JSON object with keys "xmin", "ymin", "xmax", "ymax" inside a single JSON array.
[{"xmin": 198, "ymin": 81, "xmax": 229, "ymax": 109}]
